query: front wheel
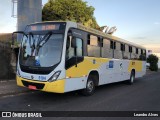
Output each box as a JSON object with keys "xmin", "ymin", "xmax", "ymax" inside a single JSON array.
[{"xmin": 81, "ymin": 76, "xmax": 95, "ymax": 96}]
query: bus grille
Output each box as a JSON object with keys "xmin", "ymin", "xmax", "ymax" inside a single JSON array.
[{"xmin": 22, "ymin": 80, "xmax": 45, "ymax": 90}]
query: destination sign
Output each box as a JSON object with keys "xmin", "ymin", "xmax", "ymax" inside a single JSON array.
[
  {"xmin": 29, "ymin": 24, "xmax": 60, "ymax": 31},
  {"xmin": 26, "ymin": 22, "xmax": 66, "ymax": 32}
]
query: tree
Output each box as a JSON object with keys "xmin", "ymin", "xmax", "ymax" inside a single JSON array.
[
  {"xmin": 147, "ymin": 54, "xmax": 159, "ymax": 71},
  {"xmin": 42, "ymin": 0, "xmax": 99, "ymax": 29}
]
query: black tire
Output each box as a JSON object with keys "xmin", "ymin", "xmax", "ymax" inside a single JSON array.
[
  {"xmin": 81, "ymin": 75, "xmax": 95, "ymax": 96},
  {"xmin": 128, "ymin": 70, "xmax": 135, "ymax": 85}
]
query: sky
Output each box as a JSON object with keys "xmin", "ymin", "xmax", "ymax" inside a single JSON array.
[{"xmin": 0, "ymin": 0, "xmax": 160, "ymax": 53}]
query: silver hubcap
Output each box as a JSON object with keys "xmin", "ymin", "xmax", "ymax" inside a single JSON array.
[
  {"xmin": 131, "ymin": 75, "xmax": 134, "ymax": 83},
  {"xmin": 87, "ymin": 81, "xmax": 94, "ymax": 92}
]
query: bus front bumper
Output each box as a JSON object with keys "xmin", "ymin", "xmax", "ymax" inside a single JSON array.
[{"xmin": 16, "ymin": 76, "xmax": 65, "ymax": 93}]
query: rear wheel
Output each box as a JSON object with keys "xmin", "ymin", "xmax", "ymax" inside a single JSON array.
[
  {"xmin": 81, "ymin": 76, "xmax": 95, "ymax": 96},
  {"xmin": 128, "ymin": 70, "xmax": 135, "ymax": 85}
]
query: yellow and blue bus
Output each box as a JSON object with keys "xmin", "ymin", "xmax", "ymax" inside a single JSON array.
[{"xmin": 13, "ymin": 21, "xmax": 146, "ymax": 95}]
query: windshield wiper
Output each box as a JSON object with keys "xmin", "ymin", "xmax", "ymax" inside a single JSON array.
[
  {"xmin": 38, "ymin": 31, "xmax": 52, "ymax": 47},
  {"xmin": 28, "ymin": 32, "xmax": 36, "ymax": 56},
  {"xmin": 35, "ymin": 32, "xmax": 52, "ymax": 56}
]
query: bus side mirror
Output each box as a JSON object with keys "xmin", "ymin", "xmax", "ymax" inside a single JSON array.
[
  {"xmin": 71, "ymin": 37, "xmax": 77, "ymax": 48},
  {"xmin": 12, "ymin": 31, "xmax": 26, "ymax": 47}
]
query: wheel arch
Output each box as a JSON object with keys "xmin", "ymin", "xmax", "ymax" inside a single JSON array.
[
  {"xmin": 131, "ymin": 69, "xmax": 136, "ymax": 76},
  {"xmin": 88, "ymin": 70, "xmax": 99, "ymax": 86}
]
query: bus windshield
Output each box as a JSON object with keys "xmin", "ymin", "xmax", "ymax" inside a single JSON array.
[{"xmin": 20, "ymin": 33, "xmax": 64, "ymax": 67}]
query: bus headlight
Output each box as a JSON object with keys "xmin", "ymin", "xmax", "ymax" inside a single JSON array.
[{"xmin": 48, "ymin": 71, "xmax": 61, "ymax": 82}]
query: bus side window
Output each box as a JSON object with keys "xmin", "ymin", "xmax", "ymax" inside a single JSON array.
[
  {"xmin": 76, "ymin": 38, "xmax": 83, "ymax": 57},
  {"xmin": 110, "ymin": 41, "xmax": 113, "ymax": 49},
  {"xmin": 102, "ymin": 38, "xmax": 112, "ymax": 58},
  {"xmin": 87, "ymin": 35, "xmax": 100, "ymax": 57},
  {"xmin": 141, "ymin": 49, "xmax": 143, "ymax": 54},
  {"xmin": 115, "ymin": 42, "xmax": 123, "ymax": 59},
  {"xmin": 136, "ymin": 48, "xmax": 138, "ymax": 54}
]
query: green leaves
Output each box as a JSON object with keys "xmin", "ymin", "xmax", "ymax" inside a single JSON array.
[
  {"xmin": 147, "ymin": 54, "xmax": 159, "ymax": 71},
  {"xmin": 42, "ymin": 0, "xmax": 99, "ymax": 29}
]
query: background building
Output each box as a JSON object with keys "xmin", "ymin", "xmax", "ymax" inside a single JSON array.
[{"xmin": 17, "ymin": 0, "xmax": 42, "ymax": 41}]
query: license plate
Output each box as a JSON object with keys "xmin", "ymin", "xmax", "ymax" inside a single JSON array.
[{"xmin": 28, "ymin": 85, "xmax": 37, "ymax": 90}]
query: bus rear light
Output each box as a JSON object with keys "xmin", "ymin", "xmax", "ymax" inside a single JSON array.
[{"xmin": 48, "ymin": 71, "xmax": 61, "ymax": 82}]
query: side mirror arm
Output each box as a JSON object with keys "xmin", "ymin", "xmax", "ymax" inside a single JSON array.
[{"xmin": 12, "ymin": 31, "xmax": 25, "ymax": 46}]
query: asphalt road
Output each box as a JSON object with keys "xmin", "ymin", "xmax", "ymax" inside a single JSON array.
[{"xmin": 0, "ymin": 71, "xmax": 160, "ymax": 120}]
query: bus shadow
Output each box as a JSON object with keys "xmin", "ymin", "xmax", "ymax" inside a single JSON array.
[
  {"xmin": 95, "ymin": 78, "xmax": 142, "ymax": 91},
  {"xmin": 30, "ymin": 78, "xmax": 143, "ymax": 100}
]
